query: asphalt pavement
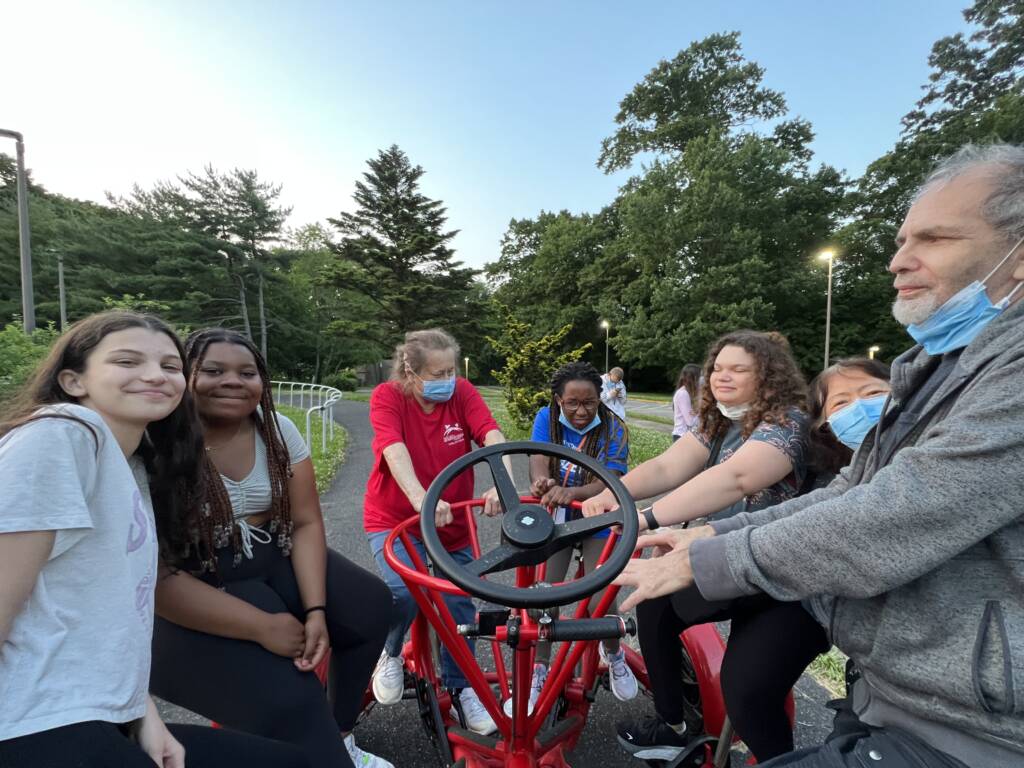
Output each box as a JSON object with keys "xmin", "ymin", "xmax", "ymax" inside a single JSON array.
[{"xmin": 157, "ymin": 397, "xmax": 833, "ymax": 767}]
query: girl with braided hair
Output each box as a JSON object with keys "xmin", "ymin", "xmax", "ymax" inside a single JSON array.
[
  {"xmin": 508, "ymin": 360, "xmax": 636, "ymax": 715},
  {"xmin": 0, "ymin": 312, "xmax": 307, "ymax": 768},
  {"xmin": 150, "ymin": 328, "xmax": 394, "ymax": 768}
]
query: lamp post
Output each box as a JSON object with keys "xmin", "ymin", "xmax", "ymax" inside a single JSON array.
[
  {"xmin": 818, "ymin": 249, "xmax": 836, "ymax": 370},
  {"xmin": 868, "ymin": 345, "xmax": 880, "ymax": 360},
  {"xmin": 464, "ymin": 356, "xmax": 469, "ymax": 381},
  {"xmin": 600, "ymin": 320, "xmax": 610, "ymax": 372},
  {"xmin": 0, "ymin": 129, "xmax": 35, "ymax": 332}
]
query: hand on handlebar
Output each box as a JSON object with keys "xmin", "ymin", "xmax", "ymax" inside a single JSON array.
[
  {"xmin": 480, "ymin": 487, "xmax": 503, "ymax": 517},
  {"xmin": 581, "ymin": 489, "xmax": 619, "ymax": 518},
  {"xmin": 415, "ymin": 495, "xmax": 453, "ymax": 527},
  {"xmin": 540, "ymin": 484, "xmax": 577, "ymax": 509},
  {"xmin": 530, "ymin": 477, "xmax": 556, "ymax": 498}
]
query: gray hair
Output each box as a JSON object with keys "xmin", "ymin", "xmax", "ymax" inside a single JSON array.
[
  {"xmin": 390, "ymin": 328, "xmax": 460, "ymax": 394},
  {"xmin": 917, "ymin": 143, "xmax": 1024, "ymax": 243}
]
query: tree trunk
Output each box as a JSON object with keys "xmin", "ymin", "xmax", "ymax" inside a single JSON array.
[
  {"xmin": 257, "ymin": 272, "xmax": 268, "ymax": 362},
  {"xmin": 235, "ymin": 274, "xmax": 253, "ymax": 339}
]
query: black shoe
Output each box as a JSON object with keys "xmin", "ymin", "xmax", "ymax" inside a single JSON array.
[{"xmin": 616, "ymin": 713, "xmax": 689, "ymax": 762}]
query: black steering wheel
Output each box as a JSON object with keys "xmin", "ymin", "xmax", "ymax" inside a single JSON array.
[{"xmin": 419, "ymin": 441, "xmax": 638, "ymax": 608}]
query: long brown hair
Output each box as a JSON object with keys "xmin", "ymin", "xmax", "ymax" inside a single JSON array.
[
  {"xmin": 696, "ymin": 330, "xmax": 807, "ymax": 441},
  {"xmin": 807, "ymin": 357, "xmax": 891, "ymax": 475},
  {"xmin": 675, "ymin": 364, "xmax": 701, "ymax": 405},
  {"xmin": 180, "ymin": 328, "xmax": 293, "ymax": 572},
  {"xmin": 546, "ymin": 361, "xmax": 628, "ymax": 484},
  {"xmin": 0, "ymin": 311, "xmax": 204, "ymax": 563}
]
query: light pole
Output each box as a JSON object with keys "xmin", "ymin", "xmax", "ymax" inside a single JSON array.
[
  {"xmin": 0, "ymin": 129, "xmax": 35, "ymax": 332},
  {"xmin": 464, "ymin": 356, "xmax": 469, "ymax": 381},
  {"xmin": 818, "ymin": 249, "xmax": 835, "ymax": 370},
  {"xmin": 868, "ymin": 345, "xmax": 880, "ymax": 360},
  {"xmin": 600, "ymin": 320, "xmax": 610, "ymax": 372}
]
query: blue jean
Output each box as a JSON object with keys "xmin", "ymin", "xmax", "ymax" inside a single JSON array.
[{"xmin": 367, "ymin": 530, "xmax": 477, "ymax": 689}]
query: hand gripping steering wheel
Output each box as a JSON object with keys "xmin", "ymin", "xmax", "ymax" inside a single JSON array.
[{"xmin": 419, "ymin": 441, "xmax": 638, "ymax": 608}]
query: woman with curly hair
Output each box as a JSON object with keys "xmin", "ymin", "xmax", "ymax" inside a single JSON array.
[
  {"xmin": 150, "ymin": 328, "xmax": 394, "ymax": 768},
  {"xmin": 583, "ymin": 330, "xmax": 820, "ymax": 764}
]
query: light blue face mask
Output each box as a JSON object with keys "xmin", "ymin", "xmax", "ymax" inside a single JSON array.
[
  {"xmin": 420, "ymin": 375, "xmax": 456, "ymax": 402},
  {"xmin": 558, "ymin": 410, "xmax": 601, "ymax": 435},
  {"xmin": 907, "ymin": 236, "xmax": 1024, "ymax": 355},
  {"xmin": 827, "ymin": 394, "xmax": 888, "ymax": 450}
]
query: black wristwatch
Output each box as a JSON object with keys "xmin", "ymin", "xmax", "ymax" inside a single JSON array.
[{"xmin": 641, "ymin": 506, "xmax": 660, "ymax": 531}]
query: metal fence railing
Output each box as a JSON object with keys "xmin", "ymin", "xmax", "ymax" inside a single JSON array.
[{"xmin": 271, "ymin": 380, "xmax": 343, "ymax": 453}]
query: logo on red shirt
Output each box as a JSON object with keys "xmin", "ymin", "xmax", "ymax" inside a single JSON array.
[{"xmin": 443, "ymin": 422, "xmax": 465, "ymax": 446}]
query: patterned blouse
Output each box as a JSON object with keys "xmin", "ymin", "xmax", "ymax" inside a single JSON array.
[{"xmin": 691, "ymin": 407, "xmax": 810, "ymax": 520}]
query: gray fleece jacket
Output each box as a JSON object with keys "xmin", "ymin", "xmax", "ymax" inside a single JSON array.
[{"xmin": 690, "ymin": 298, "xmax": 1024, "ymax": 753}]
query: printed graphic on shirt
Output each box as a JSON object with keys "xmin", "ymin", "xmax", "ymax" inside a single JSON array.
[
  {"xmin": 126, "ymin": 488, "xmax": 156, "ymax": 625},
  {"xmin": 443, "ymin": 422, "xmax": 465, "ymax": 446}
]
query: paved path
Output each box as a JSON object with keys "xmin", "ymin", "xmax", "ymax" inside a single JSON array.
[{"xmin": 160, "ymin": 397, "xmax": 834, "ymax": 766}]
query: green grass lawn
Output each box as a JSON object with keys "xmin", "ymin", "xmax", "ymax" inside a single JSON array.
[
  {"xmin": 277, "ymin": 404, "xmax": 349, "ymax": 493},
  {"xmin": 626, "ymin": 409, "xmax": 674, "ymax": 427},
  {"xmin": 629, "ymin": 391, "xmax": 674, "ymax": 403}
]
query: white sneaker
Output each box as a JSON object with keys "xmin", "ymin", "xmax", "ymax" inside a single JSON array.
[
  {"xmin": 371, "ymin": 651, "xmax": 405, "ymax": 705},
  {"xmin": 600, "ymin": 642, "xmax": 638, "ymax": 701},
  {"xmin": 344, "ymin": 734, "xmax": 395, "ymax": 768},
  {"xmin": 458, "ymin": 687, "xmax": 498, "ymax": 735},
  {"xmin": 502, "ymin": 663, "xmax": 548, "ymax": 717}
]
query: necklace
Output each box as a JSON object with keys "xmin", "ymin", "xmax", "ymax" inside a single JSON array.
[{"xmin": 204, "ymin": 422, "xmax": 244, "ymax": 452}]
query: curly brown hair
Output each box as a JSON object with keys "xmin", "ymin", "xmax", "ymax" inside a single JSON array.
[{"xmin": 696, "ymin": 330, "xmax": 807, "ymax": 441}]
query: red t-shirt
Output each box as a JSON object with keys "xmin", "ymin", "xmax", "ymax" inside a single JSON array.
[{"xmin": 364, "ymin": 378, "xmax": 500, "ymax": 551}]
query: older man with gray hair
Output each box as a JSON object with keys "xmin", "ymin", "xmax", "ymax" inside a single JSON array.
[{"xmin": 615, "ymin": 144, "xmax": 1024, "ymax": 768}]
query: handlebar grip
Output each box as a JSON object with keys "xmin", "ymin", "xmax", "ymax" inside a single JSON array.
[{"xmin": 544, "ymin": 617, "xmax": 634, "ymax": 642}]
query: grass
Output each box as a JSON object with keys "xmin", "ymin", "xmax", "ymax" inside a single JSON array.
[
  {"xmin": 277, "ymin": 404, "xmax": 349, "ymax": 493},
  {"xmin": 626, "ymin": 409, "xmax": 674, "ymax": 427},
  {"xmin": 629, "ymin": 391, "xmax": 674, "ymax": 403},
  {"xmin": 808, "ymin": 646, "xmax": 848, "ymax": 697}
]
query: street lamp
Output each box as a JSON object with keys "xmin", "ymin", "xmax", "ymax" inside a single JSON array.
[
  {"xmin": 818, "ymin": 249, "xmax": 836, "ymax": 370},
  {"xmin": 0, "ymin": 129, "xmax": 34, "ymax": 332},
  {"xmin": 868, "ymin": 345, "xmax": 880, "ymax": 360},
  {"xmin": 600, "ymin": 320, "xmax": 610, "ymax": 372},
  {"xmin": 464, "ymin": 356, "xmax": 470, "ymax": 381}
]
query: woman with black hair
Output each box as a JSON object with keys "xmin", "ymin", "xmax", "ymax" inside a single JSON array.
[
  {"xmin": 510, "ymin": 361, "xmax": 636, "ymax": 714},
  {"xmin": 0, "ymin": 312, "xmax": 307, "ymax": 768},
  {"xmin": 150, "ymin": 328, "xmax": 394, "ymax": 768}
]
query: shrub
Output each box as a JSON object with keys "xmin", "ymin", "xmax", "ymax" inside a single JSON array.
[
  {"xmin": 322, "ymin": 368, "xmax": 359, "ymax": 392},
  {"xmin": 0, "ymin": 322, "xmax": 59, "ymax": 404}
]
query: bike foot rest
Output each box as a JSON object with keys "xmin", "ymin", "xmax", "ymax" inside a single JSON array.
[
  {"xmin": 535, "ymin": 713, "xmax": 583, "ymax": 751},
  {"xmin": 447, "ymin": 725, "xmax": 500, "ymax": 750},
  {"xmin": 664, "ymin": 735, "xmax": 718, "ymax": 768}
]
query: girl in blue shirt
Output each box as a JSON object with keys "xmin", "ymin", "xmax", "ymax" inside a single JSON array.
[{"xmin": 508, "ymin": 361, "xmax": 635, "ymax": 714}]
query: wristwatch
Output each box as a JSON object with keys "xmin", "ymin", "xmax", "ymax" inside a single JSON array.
[{"xmin": 640, "ymin": 506, "xmax": 660, "ymax": 531}]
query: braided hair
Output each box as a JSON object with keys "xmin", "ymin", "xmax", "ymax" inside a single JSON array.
[
  {"xmin": 181, "ymin": 328, "xmax": 294, "ymax": 572},
  {"xmin": 546, "ymin": 361, "xmax": 628, "ymax": 485}
]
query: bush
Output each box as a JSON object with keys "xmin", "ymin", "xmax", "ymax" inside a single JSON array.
[
  {"xmin": 322, "ymin": 368, "xmax": 359, "ymax": 392},
  {"xmin": 487, "ymin": 308, "xmax": 591, "ymax": 431},
  {"xmin": 0, "ymin": 323, "xmax": 60, "ymax": 404}
]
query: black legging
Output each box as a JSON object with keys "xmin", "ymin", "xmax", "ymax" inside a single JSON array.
[
  {"xmin": 637, "ymin": 586, "xmax": 829, "ymax": 762},
  {"xmin": 0, "ymin": 720, "xmax": 309, "ymax": 768},
  {"xmin": 151, "ymin": 545, "xmax": 393, "ymax": 768}
]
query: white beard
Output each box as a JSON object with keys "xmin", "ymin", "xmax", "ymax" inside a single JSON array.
[{"xmin": 892, "ymin": 293, "xmax": 941, "ymax": 326}]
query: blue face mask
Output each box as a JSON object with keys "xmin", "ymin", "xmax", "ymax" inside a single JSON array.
[
  {"xmin": 827, "ymin": 394, "xmax": 888, "ymax": 450},
  {"xmin": 907, "ymin": 236, "xmax": 1024, "ymax": 355},
  {"xmin": 420, "ymin": 375, "xmax": 456, "ymax": 402},
  {"xmin": 558, "ymin": 410, "xmax": 601, "ymax": 435}
]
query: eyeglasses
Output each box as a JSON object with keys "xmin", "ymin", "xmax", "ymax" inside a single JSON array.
[{"xmin": 561, "ymin": 399, "xmax": 599, "ymax": 412}]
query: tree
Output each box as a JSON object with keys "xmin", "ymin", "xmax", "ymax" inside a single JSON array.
[{"xmin": 324, "ymin": 145, "xmax": 484, "ymax": 352}]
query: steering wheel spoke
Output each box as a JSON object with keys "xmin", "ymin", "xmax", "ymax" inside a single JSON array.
[
  {"xmin": 485, "ymin": 454, "xmax": 522, "ymax": 515},
  {"xmin": 465, "ymin": 544, "xmax": 524, "ymax": 577},
  {"xmin": 550, "ymin": 511, "xmax": 623, "ymax": 548}
]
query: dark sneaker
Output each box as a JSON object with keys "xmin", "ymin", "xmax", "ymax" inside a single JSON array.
[{"xmin": 616, "ymin": 714, "xmax": 689, "ymax": 761}]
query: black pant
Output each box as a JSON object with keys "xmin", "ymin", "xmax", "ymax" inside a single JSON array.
[
  {"xmin": 636, "ymin": 586, "xmax": 829, "ymax": 762},
  {"xmin": 152, "ymin": 546, "xmax": 393, "ymax": 768},
  {"xmin": 0, "ymin": 720, "xmax": 309, "ymax": 768}
]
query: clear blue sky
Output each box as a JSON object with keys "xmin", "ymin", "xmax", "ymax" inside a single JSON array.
[{"xmin": 7, "ymin": 1, "xmax": 970, "ymax": 268}]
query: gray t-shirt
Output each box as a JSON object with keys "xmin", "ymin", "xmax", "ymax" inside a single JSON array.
[{"xmin": 0, "ymin": 404, "xmax": 157, "ymax": 739}]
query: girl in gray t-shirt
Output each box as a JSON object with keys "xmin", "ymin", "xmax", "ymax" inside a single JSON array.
[{"xmin": 0, "ymin": 311, "xmax": 306, "ymax": 768}]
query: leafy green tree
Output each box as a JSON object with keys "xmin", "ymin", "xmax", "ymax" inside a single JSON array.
[
  {"xmin": 324, "ymin": 145, "xmax": 485, "ymax": 352},
  {"xmin": 0, "ymin": 322, "xmax": 59, "ymax": 402},
  {"xmin": 487, "ymin": 306, "xmax": 592, "ymax": 430}
]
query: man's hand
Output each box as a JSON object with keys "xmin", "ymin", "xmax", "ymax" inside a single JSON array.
[
  {"xmin": 614, "ymin": 527, "xmax": 715, "ymax": 612},
  {"xmin": 296, "ymin": 611, "xmax": 330, "ymax": 672},
  {"xmin": 581, "ymin": 489, "xmax": 619, "ymax": 518},
  {"xmin": 137, "ymin": 697, "xmax": 185, "ymax": 768},
  {"xmin": 480, "ymin": 487, "xmax": 503, "ymax": 517}
]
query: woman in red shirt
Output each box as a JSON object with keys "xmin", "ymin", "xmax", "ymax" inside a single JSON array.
[{"xmin": 365, "ymin": 329, "xmax": 506, "ymax": 736}]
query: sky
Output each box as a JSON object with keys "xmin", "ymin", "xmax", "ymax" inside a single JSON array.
[{"xmin": 4, "ymin": 1, "xmax": 972, "ymax": 269}]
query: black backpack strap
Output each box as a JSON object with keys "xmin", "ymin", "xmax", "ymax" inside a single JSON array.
[{"xmin": 704, "ymin": 431, "xmax": 726, "ymax": 471}]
